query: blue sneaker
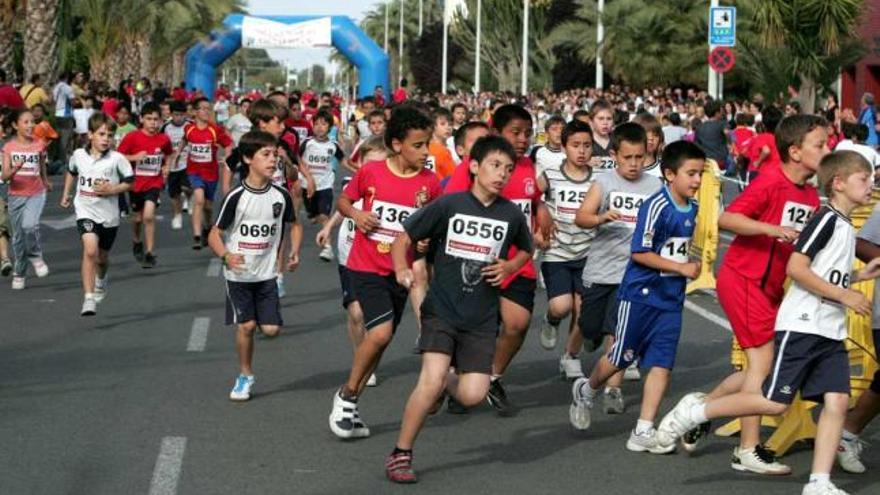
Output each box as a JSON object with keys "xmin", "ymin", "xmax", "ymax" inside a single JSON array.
[{"xmin": 229, "ymin": 374, "xmax": 255, "ymax": 401}]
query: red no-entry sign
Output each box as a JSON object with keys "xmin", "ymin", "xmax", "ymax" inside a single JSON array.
[{"xmin": 708, "ymin": 46, "xmax": 735, "ymax": 73}]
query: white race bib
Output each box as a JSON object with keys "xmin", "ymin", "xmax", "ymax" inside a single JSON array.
[
  {"xmin": 554, "ymin": 185, "xmax": 589, "ymax": 222},
  {"xmin": 595, "ymin": 156, "xmax": 616, "ymax": 171},
  {"xmin": 135, "ymin": 154, "xmax": 163, "ymax": 177},
  {"xmin": 445, "ymin": 214, "xmax": 508, "ymax": 262},
  {"xmin": 660, "ymin": 236, "xmax": 690, "ymax": 277},
  {"xmin": 780, "ymin": 201, "xmax": 814, "ymax": 232},
  {"xmin": 236, "ymin": 221, "xmax": 277, "ymax": 254},
  {"xmin": 424, "ymin": 155, "xmax": 436, "ymax": 172},
  {"xmin": 272, "ymin": 158, "xmax": 286, "ymax": 186},
  {"xmin": 512, "ymin": 199, "xmax": 533, "ymax": 230},
  {"xmin": 367, "ymin": 200, "xmax": 416, "ymax": 243},
  {"xmin": 190, "ymin": 143, "xmax": 212, "ymax": 163},
  {"xmin": 609, "ymin": 192, "xmax": 647, "ymax": 224},
  {"xmin": 11, "ymin": 152, "xmax": 40, "ymax": 176}
]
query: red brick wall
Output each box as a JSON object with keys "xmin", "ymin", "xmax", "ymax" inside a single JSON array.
[{"xmin": 843, "ymin": 0, "xmax": 880, "ymax": 110}]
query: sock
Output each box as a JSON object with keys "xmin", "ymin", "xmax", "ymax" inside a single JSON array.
[
  {"xmin": 604, "ymin": 386, "xmax": 619, "ymax": 394},
  {"xmin": 580, "ymin": 381, "xmax": 598, "ymax": 399},
  {"xmin": 635, "ymin": 419, "xmax": 654, "ymax": 434},
  {"xmin": 392, "ymin": 446, "xmax": 412, "ymax": 456},
  {"xmin": 491, "ymin": 375, "xmax": 501, "ymax": 382},
  {"xmin": 84, "ymin": 292, "xmax": 95, "ymax": 300},
  {"xmin": 808, "ymin": 473, "xmax": 830, "ymax": 485},
  {"xmin": 688, "ymin": 403, "xmax": 708, "ymax": 424},
  {"xmin": 842, "ymin": 429, "xmax": 859, "ymax": 442},
  {"xmin": 340, "ymin": 386, "xmax": 357, "ymax": 401},
  {"xmin": 546, "ymin": 313, "xmax": 562, "ymax": 326}
]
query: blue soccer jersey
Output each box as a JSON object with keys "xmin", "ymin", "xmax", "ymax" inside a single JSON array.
[{"xmin": 618, "ymin": 186, "xmax": 698, "ymax": 311}]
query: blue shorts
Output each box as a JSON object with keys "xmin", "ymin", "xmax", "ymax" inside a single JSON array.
[
  {"xmin": 607, "ymin": 299, "xmax": 682, "ymax": 370},
  {"xmin": 540, "ymin": 258, "xmax": 585, "ymax": 299},
  {"xmin": 188, "ymin": 174, "xmax": 218, "ymax": 202}
]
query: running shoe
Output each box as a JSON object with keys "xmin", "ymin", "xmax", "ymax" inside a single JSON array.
[
  {"xmin": 81, "ymin": 296, "xmax": 97, "ymax": 317},
  {"xmin": 0, "ymin": 258, "xmax": 11, "ymax": 276},
  {"xmin": 837, "ymin": 437, "xmax": 867, "ymax": 474},
  {"xmin": 569, "ymin": 377, "xmax": 593, "ymax": 430},
  {"xmin": 626, "ymin": 428, "xmax": 676, "ymax": 454},
  {"xmin": 802, "ymin": 480, "xmax": 849, "ymax": 495},
  {"xmin": 539, "ymin": 314, "xmax": 558, "ymax": 350},
  {"xmin": 94, "ymin": 276, "xmax": 108, "ymax": 303},
  {"xmin": 229, "ymin": 374, "xmax": 255, "ymax": 401},
  {"xmin": 385, "ymin": 451, "xmax": 417, "ymax": 484},
  {"xmin": 192, "ymin": 236, "xmax": 202, "ymax": 250},
  {"xmin": 11, "ymin": 276, "xmax": 24, "ymax": 290},
  {"xmin": 486, "ymin": 378, "xmax": 515, "ymax": 416},
  {"xmin": 732, "ymin": 444, "xmax": 791, "ymax": 475},
  {"xmin": 624, "ymin": 362, "xmax": 641, "ymax": 381},
  {"xmin": 603, "ymin": 387, "xmax": 625, "ymax": 414},
  {"xmin": 681, "ymin": 421, "xmax": 712, "ymax": 453},
  {"xmin": 133, "ymin": 242, "xmax": 145, "ymax": 262},
  {"xmin": 329, "ymin": 389, "xmax": 370, "ymax": 439},
  {"xmin": 171, "ymin": 213, "xmax": 183, "ymax": 230},
  {"xmin": 30, "ymin": 258, "xmax": 49, "ymax": 278},
  {"xmin": 142, "ymin": 252, "xmax": 157, "ymax": 269},
  {"xmin": 656, "ymin": 392, "xmax": 706, "ymax": 449},
  {"xmin": 559, "ymin": 354, "xmax": 584, "ymax": 380},
  {"xmin": 319, "ymin": 244, "xmax": 334, "ymax": 262}
]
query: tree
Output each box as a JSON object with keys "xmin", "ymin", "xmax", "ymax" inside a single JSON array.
[
  {"xmin": 24, "ymin": 0, "xmax": 60, "ymax": 81},
  {"xmin": 0, "ymin": 0, "xmax": 21, "ymax": 74}
]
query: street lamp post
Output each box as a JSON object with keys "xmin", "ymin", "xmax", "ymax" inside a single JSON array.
[
  {"xmin": 596, "ymin": 0, "xmax": 604, "ymax": 90},
  {"xmin": 399, "ymin": 0, "xmax": 404, "ymax": 85},
  {"xmin": 442, "ymin": 0, "xmax": 448, "ymax": 94},
  {"xmin": 475, "ymin": 0, "xmax": 481, "ymax": 93},
  {"xmin": 384, "ymin": 1, "xmax": 390, "ymax": 53}
]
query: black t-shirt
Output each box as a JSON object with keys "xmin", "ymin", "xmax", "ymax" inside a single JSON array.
[
  {"xmin": 404, "ymin": 192, "xmax": 533, "ymax": 332},
  {"xmin": 695, "ymin": 119, "xmax": 728, "ymax": 166}
]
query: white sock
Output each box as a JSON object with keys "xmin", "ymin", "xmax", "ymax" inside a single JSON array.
[
  {"xmin": 841, "ymin": 429, "xmax": 859, "ymax": 442},
  {"xmin": 604, "ymin": 386, "xmax": 617, "ymax": 394},
  {"xmin": 579, "ymin": 381, "xmax": 599, "ymax": 399},
  {"xmin": 635, "ymin": 419, "xmax": 654, "ymax": 434},
  {"xmin": 688, "ymin": 403, "xmax": 708, "ymax": 424},
  {"xmin": 491, "ymin": 375, "xmax": 501, "ymax": 382},
  {"xmin": 84, "ymin": 292, "xmax": 95, "ymax": 300},
  {"xmin": 808, "ymin": 473, "xmax": 830, "ymax": 485}
]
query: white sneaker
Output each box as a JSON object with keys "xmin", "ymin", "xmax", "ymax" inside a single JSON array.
[
  {"xmin": 11, "ymin": 276, "xmax": 25, "ymax": 290},
  {"xmin": 30, "ymin": 258, "xmax": 49, "ymax": 278},
  {"xmin": 626, "ymin": 428, "xmax": 675, "ymax": 455},
  {"xmin": 802, "ymin": 481, "xmax": 850, "ymax": 495},
  {"xmin": 603, "ymin": 387, "xmax": 625, "ymax": 414},
  {"xmin": 329, "ymin": 389, "xmax": 370, "ymax": 439},
  {"xmin": 171, "ymin": 213, "xmax": 183, "ymax": 230},
  {"xmin": 229, "ymin": 374, "xmax": 255, "ymax": 401},
  {"xmin": 569, "ymin": 377, "xmax": 593, "ymax": 430},
  {"xmin": 81, "ymin": 296, "xmax": 97, "ymax": 316},
  {"xmin": 366, "ymin": 373, "xmax": 378, "ymax": 387},
  {"xmin": 837, "ymin": 437, "xmax": 867, "ymax": 474},
  {"xmin": 94, "ymin": 276, "xmax": 108, "ymax": 303},
  {"xmin": 319, "ymin": 244, "xmax": 334, "ymax": 262},
  {"xmin": 656, "ymin": 392, "xmax": 705, "ymax": 449},
  {"xmin": 539, "ymin": 315, "xmax": 558, "ymax": 350},
  {"xmin": 183, "ymin": 197, "xmax": 190, "ymax": 213},
  {"xmin": 559, "ymin": 354, "xmax": 584, "ymax": 380},
  {"xmin": 732, "ymin": 444, "xmax": 792, "ymax": 475},
  {"xmin": 624, "ymin": 362, "xmax": 641, "ymax": 381}
]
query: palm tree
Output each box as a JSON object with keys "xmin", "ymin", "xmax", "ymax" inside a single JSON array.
[
  {"xmin": 23, "ymin": 0, "xmax": 60, "ymax": 81},
  {"xmin": 0, "ymin": 0, "xmax": 21, "ymax": 74}
]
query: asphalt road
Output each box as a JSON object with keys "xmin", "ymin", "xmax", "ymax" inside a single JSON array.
[{"xmin": 0, "ymin": 178, "xmax": 878, "ymax": 495}]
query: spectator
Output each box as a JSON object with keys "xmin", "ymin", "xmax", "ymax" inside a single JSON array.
[
  {"xmin": 19, "ymin": 74, "xmax": 51, "ymax": 109},
  {"xmin": 0, "ymin": 69, "xmax": 25, "ymax": 110},
  {"xmin": 52, "ymin": 71, "xmax": 76, "ymax": 162},
  {"xmin": 858, "ymin": 92, "xmax": 878, "ymax": 147}
]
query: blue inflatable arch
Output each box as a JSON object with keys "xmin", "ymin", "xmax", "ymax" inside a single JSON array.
[{"xmin": 185, "ymin": 14, "xmax": 390, "ymax": 99}]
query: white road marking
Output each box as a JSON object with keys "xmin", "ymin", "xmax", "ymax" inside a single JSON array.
[
  {"xmin": 206, "ymin": 258, "xmax": 222, "ymax": 277},
  {"xmin": 148, "ymin": 436, "xmax": 186, "ymax": 495},
  {"xmin": 187, "ymin": 317, "xmax": 210, "ymax": 352},
  {"xmin": 684, "ymin": 300, "xmax": 731, "ymax": 332}
]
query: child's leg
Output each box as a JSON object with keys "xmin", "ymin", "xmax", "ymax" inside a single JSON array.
[
  {"xmin": 142, "ymin": 200, "xmax": 157, "ymax": 253},
  {"xmin": 21, "ymin": 193, "xmax": 46, "ymax": 261},
  {"xmin": 191, "ymin": 188, "xmax": 205, "ymax": 237},
  {"xmin": 236, "ymin": 321, "xmax": 258, "ymax": 375},
  {"xmin": 844, "ymin": 387, "xmax": 880, "ymax": 435},
  {"xmin": 564, "ymin": 292, "xmax": 584, "ymax": 356},
  {"xmin": 203, "ymin": 199, "xmax": 213, "ymax": 233},
  {"xmin": 737, "ymin": 341, "xmax": 776, "ymax": 450},
  {"xmin": 602, "ymin": 335, "xmax": 624, "ymax": 389},
  {"xmin": 409, "ymin": 259, "xmax": 428, "ymax": 324},
  {"xmin": 80, "ymin": 234, "xmax": 100, "ymax": 294},
  {"xmin": 704, "ymin": 392, "xmax": 788, "ymax": 419},
  {"xmin": 131, "ymin": 208, "xmax": 143, "ymax": 244},
  {"xmin": 705, "ymin": 370, "xmax": 746, "ymax": 400},
  {"xmin": 547, "ymin": 293, "xmax": 573, "ymax": 330},
  {"xmin": 8, "ymin": 195, "xmax": 28, "ymax": 274},
  {"xmin": 639, "ymin": 367, "xmax": 670, "ymax": 423},
  {"xmin": 587, "ymin": 355, "xmax": 624, "ymax": 390},
  {"xmin": 395, "ymin": 352, "xmax": 453, "ymax": 450},
  {"xmin": 492, "ymin": 293, "xmax": 533, "ymax": 376},
  {"xmin": 812, "ymin": 392, "xmax": 849, "ymax": 476},
  {"xmin": 96, "ymin": 249, "xmax": 110, "ymax": 279},
  {"xmin": 0, "ymin": 233, "xmax": 9, "ymax": 261},
  {"xmin": 344, "ymin": 321, "xmax": 394, "ymax": 396},
  {"xmin": 346, "ymin": 301, "xmax": 366, "ymax": 351},
  {"xmin": 446, "ymin": 371, "xmax": 492, "ymax": 407}
]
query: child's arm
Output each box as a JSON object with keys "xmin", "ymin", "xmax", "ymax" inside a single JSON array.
[
  {"xmin": 786, "ymin": 252, "xmax": 870, "ymax": 315},
  {"xmin": 482, "ymin": 250, "xmax": 532, "ymax": 286},
  {"xmin": 208, "ymin": 225, "xmax": 245, "ymax": 272},
  {"xmin": 631, "ymin": 251, "xmax": 700, "ymax": 279},
  {"xmin": 718, "ymin": 211, "xmax": 798, "ymax": 242},
  {"xmin": 338, "ymin": 192, "xmax": 378, "ymax": 233},
  {"xmin": 1, "ymin": 151, "xmax": 20, "ymax": 182},
  {"xmin": 39, "ymin": 150, "xmax": 51, "ymax": 191},
  {"xmin": 341, "ymin": 156, "xmax": 358, "ymax": 174},
  {"xmin": 856, "ymin": 238, "xmax": 880, "ymax": 263},
  {"xmin": 287, "ymin": 220, "xmax": 303, "ymax": 272},
  {"xmin": 60, "ymin": 171, "xmax": 75, "ymax": 208},
  {"xmin": 316, "ymin": 211, "xmax": 344, "ymax": 247},
  {"xmin": 391, "ymin": 231, "xmax": 415, "ymax": 288},
  {"xmin": 575, "ymin": 183, "xmax": 620, "ymax": 228}
]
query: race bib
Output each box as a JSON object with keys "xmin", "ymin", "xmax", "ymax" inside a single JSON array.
[
  {"xmin": 424, "ymin": 155, "xmax": 436, "ymax": 172},
  {"xmin": 554, "ymin": 185, "xmax": 589, "ymax": 223},
  {"xmin": 609, "ymin": 192, "xmax": 647, "ymax": 224},
  {"xmin": 272, "ymin": 158, "xmax": 286, "ymax": 186},
  {"xmin": 339, "ymin": 199, "xmax": 362, "ymax": 251},
  {"xmin": 367, "ymin": 200, "xmax": 416, "ymax": 244},
  {"xmin": 594, "ymin": 156, "xmax": 616, "ymax": 172},
  {"xmin": 445, "ymin": 214, "xmax": 508, "ymax": 262},
  {"xmin": 11, "ymin": 152, "xmax": 40, "ymax": 176},
  {"xmin": 236, "ymin": 221, "xmax": 278, "ymax": 254},
  {"xmin": 190, "ymin": 143, "xmax": 212, "ymax": 163},
  {"xmin": 780, "ymin": 201, "xmax": 814, "ymax": 232},
  {"xmin": 660, "ymin": 236, "xmax": 690, "ymax": 277},
  {"xmin": 77, "ymin": 175, "xmax": 106, "ymax": 198},
  {"xmin": 306, "ymin": 153, "xmax": 331, "ymax": 173},
  {"xmin": 512, "ymin": 199, "xmax": 533, "ymax": 230},
  {"xmin": 135, "ymin": 154, "xmax": 163, "ymax": 177}
]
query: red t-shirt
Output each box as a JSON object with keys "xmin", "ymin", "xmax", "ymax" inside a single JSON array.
[
  {"xmin": 722, "ymin": 165, "xmax": 820, "ymax": 301},
  {"xmin": 171, "ymin": 88, "xmax": 187, "ymax": 102},
  {"xmin": 101, "ymin": 98, "xmax": 120, "ymax": 120},
  {"xmin": 747, "ymin": 132, "xmax": 781, "ymax": 173},
  {"xmin": 285, "ymin": 118, "xmax": 312, "ymax": 142},
  {"xmin": 444, "ymin": 155, "xmax": 540, "ymax": 286},
  {"xmin": 117, "ymin": 129, "xmax": 173, "ymax": 192},
  {"xmin": 2, "ymin": 138, "xmax": 47, "ymax": 196},
  {"xmin": 184, "ymin": 122, "xmax": 232, "ymax": 181},
  {"xmin": 0, "ymin": 84, "xmax": 25, "ymax": 110},
  {"xmin": 344, "ymin": 160, "xmax": 442, "ymax": 276},
  {"xmin": 302, "ymin": 108, "xmax": 317, "ymax": 123},
  {"xmin": 732, "ymin": 127, "xmax": 755, "ymax": 157},
  {"xmin": 393, "ymin": 88, "xmax": 408, "ymax": 104}
]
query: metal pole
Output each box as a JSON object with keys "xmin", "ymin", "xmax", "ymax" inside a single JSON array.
[
  {"xmin": 521, "ymin": 0, "xmax": 528, "ymax": 95},
  {"xmin": 442, "ymin": 0, "xmax": 448, "ymax": 94},
  {"xmin": 419, "ymin": 0, "xmax": 423, "ymax": 36},
  {"xmin": 384, "ymin": 1, "xmax": 390, "ymax": 53},
  {"xmin": 596, "ymin": 0, "xmax": 604, "ymax": 90},
  {"xmin": 719, "ymin": 72, "xmax": 724, "ymax": 100},
  {"xmin": 399, "ymin": 0, "xmax": 404, "ymax": 86},
  {"xmin": 708, "ymin": 0, "xmax": 718, "ymax": 99},
  {"xmin": 475, "ymin": 0, "xmax": 481, "ymax": 93}
]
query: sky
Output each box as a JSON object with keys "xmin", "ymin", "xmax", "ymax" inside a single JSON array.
[{"xmin": 246, "ymin": 0, "xmax": 379, "ymax": 73}]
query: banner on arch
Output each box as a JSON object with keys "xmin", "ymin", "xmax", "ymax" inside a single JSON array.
[{"xmin": 241, "ymin": 16, "xmax": 332, "ymax": 49}]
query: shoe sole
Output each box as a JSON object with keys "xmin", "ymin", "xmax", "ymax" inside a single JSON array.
[
  {"xmin": 328, "ymin": 416, "xmax": 370, "ymax": 439},
  {"xmin": 730, "ymin": 462, "xmax": 792, "ymax": 475},
  {"xmin": 539, "ymin": 328, "xmax": 556, "ymax": 350},
  {"xmin": 626, "ymin": 439, "xmax": 676, "ymax": 454},
  {"xmin": 486, "ymin": 395, "xmax": 516, "ymax": 417},
  {"xmin": 229, "ymin": 395, "xmax": 250, "ymax": 402},
  {"xmin": 386, "ymin": 473, "xmax": 418, "ymax": 484},
  {"xmin": 81, "ymin": 311, "xmax": 96, "ymax": 317},
  {"xmin": 604, "ymin": 405, "xmax": 625, "ymax": 414}
]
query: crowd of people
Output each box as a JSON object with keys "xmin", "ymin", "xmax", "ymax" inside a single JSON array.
[{"xmin": 3, "ymin": 69, "xmax": 880, "ymax": 494}]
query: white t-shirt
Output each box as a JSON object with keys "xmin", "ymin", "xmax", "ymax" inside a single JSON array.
[
  {"xmin": 68, "ymin": 149, "xmax": 134, "ymax": 227},
  {"xmin": 214, "ymin": 100, "xmax": 230, "ymax": 124},
  {"xmin": 858, "ymin": 203, "xmax": 880, "ymax": 329},
  {"xmin": 73, "ymin": 108, "xmax": 95, "ymax": 134},
  {"xmin": 162, "ymin": 120, "xmax": 189, "ymax": 172},
  {"xmin": 835, "ymin": 140, "xmax": 880, "ymax": 168},
  {"xmin": 53, "ymin": 82, "xmax": 74, "ymax": 118},
  {"xmin": 225, "ymin": 113, "xmax": 252, "ymax": 147},
  {"xmin": 299, "ymin": 137, "xmax": 344, "ymax": 191}
]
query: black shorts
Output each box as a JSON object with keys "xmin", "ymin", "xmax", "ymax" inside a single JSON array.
[
  {"xmin": 579, "ymin": 283, "xmax": 620, "ymax": 341},
  {"xmin": 418, "ymin": 310, "xmax": 495, "ymax": 374},
  {"xmin": 338, "ymin": 264, "xmax": 355, "ymax": 309},
  {"xmin": 540, "ymin": 258, "xmax": 586, "ymax": 299},
  {"xmin": 167, "ymin": 170, "xmax": 191, "ymax": 197},
  {"xmin": 129, "ymin": 188, "xmax": 161, "ymax": 212},
  {"xmin": 763, "ymin": 331, "xmax": 850, "ymax": 404},
  {"xmin": 500, "ymin": 276, "xmax": 536, "ymax": 313},
  {"xmin": 871, "ymin": 329, "xmax": 880, "ymax": 394},
  {"xmin": 349, "ymin": 270, "xmax": 407, "ymax": 331},
  {"xmin": 225, "ymin": 279, "xmax": 283, "ymax": 326},
  {"xmin": 77, "ymin": 219, "xmax": 118, "ymax": 251},
  {"xmin": 304, "ymin": 188, "xmax": 333, "ymax": 218}
]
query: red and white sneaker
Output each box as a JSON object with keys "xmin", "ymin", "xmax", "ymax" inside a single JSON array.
[{"xmin": 385, "ymin": 451, "xmax": 417, "ymax": 484}]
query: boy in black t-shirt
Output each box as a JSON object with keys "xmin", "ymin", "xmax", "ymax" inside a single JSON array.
[{"xmin": 384, "ymin": 136, "xmax": 533, "ymax": 484}]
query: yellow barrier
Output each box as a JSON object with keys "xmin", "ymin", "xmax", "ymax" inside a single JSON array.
[{"xmin": 686, "ymin": 159, "xmax": 721, "ymax": 294}]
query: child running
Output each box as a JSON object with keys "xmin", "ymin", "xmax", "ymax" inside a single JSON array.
[
  {"xmin": 384, "ymin": 135, "xmax": 534, "ymax": 484},
  {"xmin": 589, "ymin": 100, "xmax": 616, "ymax": 174},
  {"xmin": 208, "ymin": 130, "xmax": 301, "ymax": 402},
  {"xmin": 657, "ymin": 151, "xmax": 880, "ymax": 495},
  {"xmin": 60, "ymin": 113, "xmax": 133, "ymax": 315},
  {"xmin": 1, "ymin": 108, "xmax": 50, "ymax": 290},
  {"xmin": 328, "ymin": 106, "xmax": 442, "ymax": 439},
  {"xmin": 529, "ymin": 115, "xmax": 566, "ymax": 177},
  {"xmin": 537, "ymin": 119, "xmax": 594, "ymax": 380},
  {"xmin": 569, "ymin": 140, "xmax": 704, "ymax": 454},
  {"xmin": 161, "ymin": 101, "xmax": 191, "ymax": 231}
]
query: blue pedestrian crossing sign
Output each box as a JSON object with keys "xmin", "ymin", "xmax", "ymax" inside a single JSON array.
[{"xmin": 709, "ymin": 7, "xmax": 736, "ymax": 47}]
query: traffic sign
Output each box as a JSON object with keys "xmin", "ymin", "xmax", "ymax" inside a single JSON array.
[
  {"xmin": 709, "ymin": 6, "xmax": 736, "ymax": 47},
  {"xmin": 708, "ymin": 46, "xmax": 735, "ymax": 73}
]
